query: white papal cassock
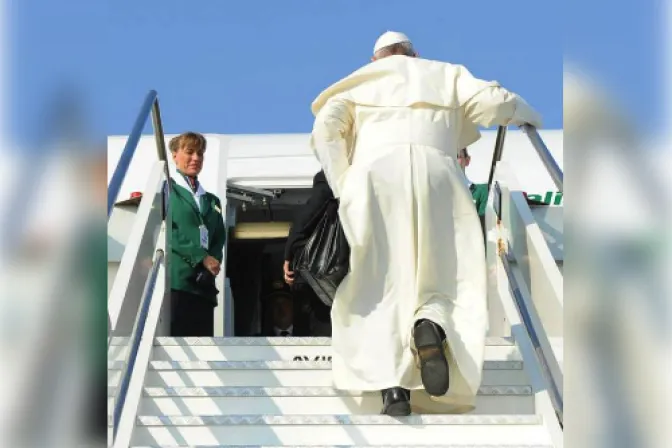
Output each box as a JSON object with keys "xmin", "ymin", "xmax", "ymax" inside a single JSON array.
[{"xmin": 310, "ymin": 55, "xmax": 542, "ymax": 411}]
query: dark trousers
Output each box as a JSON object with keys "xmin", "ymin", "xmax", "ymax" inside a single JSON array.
[
  {"xmin": 479, "ymin": 214, "xmax": 486, "ymax": 244},
  {"xmin": 308, "ymin": 300, "xmax": 332, "ymax": 336},
  {"xmin": 171, "ymin": 290, "xmax": 215, "ymax": 337},
  {"xmin": 294, "ymin": 285, "xmax": 332, "ymax": 337}
]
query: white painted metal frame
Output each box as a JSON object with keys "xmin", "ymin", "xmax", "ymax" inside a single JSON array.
[
  {"xmin": 107, "ymin": 161, "xmax": 170, "ymax": 445},
  {"xmin": 486, "ymin": 161, "xmax": 564, "ymax": 441},
  {"xmin": 112, "ymin": 238, "xmax": 167, "ymax": 448},
  {"xmin": 214, "ymin": 136, "xmax": 231, "ymax": 336},
  {"xmin": 501, "ymin": 179, "xmax": 564, "ymax": 335},
  {"xmin": 494, "ymin": 163, "xmax": 564, "ymax": 373},
  {"xmin": 108, "ymin": 163, "xmax": 167, "ymax": 338},
  {"xmin": 496, "ymin": 267, "xmax": 564, "ymax": 448}
]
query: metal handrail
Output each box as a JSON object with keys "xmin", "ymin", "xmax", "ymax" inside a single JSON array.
[
  {"xmin": 486, "ymin": 123, "xmax": 564, "ymax": 428},
  {"xmin": 487, "ymin": 126, "xmax": 508, "ymax": 189},
  {"xmin": 499, "ymin": 249, "xmax": 563, "ymax": 427},
  {"xmin": 107, "ymin": 90, "xmax": 171, "ymax": 442},
  {"xmin": 486, "ymin": 124, "xmax": 563, "ymax": 195},
  {"xmin": 107, "ymin": 90, "xmax": 171, "ymax": 218},
  {"xmin": 112, "ymin": 249, "xmax": 165, "ymax": 439},
  {"xmin": 520, "ymin": 124, "xmax": 563, "ymax": 192}
]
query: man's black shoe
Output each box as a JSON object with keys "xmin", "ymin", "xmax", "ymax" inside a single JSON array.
[
  {"xmin": 413, "ymin": 319, "xmax": 449, "ymax": 396},
  {"xmin": 380, "ymin": 387, "xmax": 411, "ymax": 416}
]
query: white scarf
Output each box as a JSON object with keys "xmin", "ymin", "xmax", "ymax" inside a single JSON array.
[{"xmin": 174, "ymin": 172, "xmax": 206, "ymax": 212}]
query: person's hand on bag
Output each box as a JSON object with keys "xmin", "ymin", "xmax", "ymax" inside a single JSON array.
[
  {"xmin": 283, "ymin": 260, "xmax": 295, "ymax": 285},
  {"xmin": 203, "ymin": 255, "xmax": 221, "ymax": 276}
]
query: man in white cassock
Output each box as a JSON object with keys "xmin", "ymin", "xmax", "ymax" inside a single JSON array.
[{"xmin": 310, "ymin": 31, "xmax": 542, "ymax": 416}]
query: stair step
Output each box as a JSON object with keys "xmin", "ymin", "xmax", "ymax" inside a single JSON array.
[
  {"xmin": 130, "ymin": 445, "xmax": 554, "ymax": 448},
  {"xmin": 109, "ymin": 359, "xmax": 523, "ymax": 371},
  {"xmin": 110, "ymin": 336, "xmax": 515, "ymax": 346},
  {"xmin": 134, "ymin": 386, "xmax": 533, "ymax": 397},
  {"xmin": 130, "ymin": 415, "xmax": 551, "ymax": 446},
  {"xmin": 110, "ymin": 338, "xmax": 520, "ymax": 362},
  {"xmin": 127, "ymin": 386, "xmax": 533, "ymax": 416},
  {"xmin": 108, "ymin": 360, "xmax": 527, "ymax": 388}
]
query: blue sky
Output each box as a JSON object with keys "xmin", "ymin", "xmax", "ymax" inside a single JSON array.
[
  {"xmin": 564, "ymin": 0, "xmax": 661, "ymax": 132},
  {"xmin": 8, "ymin": 0, "xmax": 656, "ymax": 144}
]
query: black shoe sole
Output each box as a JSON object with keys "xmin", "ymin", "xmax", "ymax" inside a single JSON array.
[
  {"xmin": 414, "ymin": 320, "xmax": 450, "ymax": 396},
  {"xmin": 382, "ymin": 400, "xmax": 412, "ymax": 416}
]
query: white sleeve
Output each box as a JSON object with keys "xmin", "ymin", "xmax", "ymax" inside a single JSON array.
[
  {"xmin": 310, "ymin": 97, "xmax": 355, "ymax": 198},
  {"xmin": 462, "ymin": 85, "xmax": 543, "ymax": 129}
]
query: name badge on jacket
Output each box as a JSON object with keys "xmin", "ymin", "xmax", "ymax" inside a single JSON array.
[{"xmin": 199, "ymin": 225, "xmax": 209, "ymax": 249}]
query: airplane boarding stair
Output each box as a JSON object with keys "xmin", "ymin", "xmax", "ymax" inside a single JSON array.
[{"xmin": 107, "ymin": 91, "xmax": 564, "ymax": 447}]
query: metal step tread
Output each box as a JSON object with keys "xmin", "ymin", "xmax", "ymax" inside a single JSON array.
[
  {"xmin": 130, "ymin": 445, "xmax": 553, "ymax": 448},
  {"xmin": 134, "ymin": 414, "xmax": 542, "ymax": 426},
  {"xmin": 108, "ymin": 360, "xmax": 523, "ymax": 371},
  {"xmin": 132, "ymin": 386, "xmax": 532, "ymax": 397},
  {"xmin": 110, "ymin": 336, "xmax": 515, "ymax": 347}
]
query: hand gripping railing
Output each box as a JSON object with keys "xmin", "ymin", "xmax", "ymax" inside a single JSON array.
[
  {"xmin": 107, "ymin": 90, "xmax": 171, "ymax": 218},
  {"xmin": 487, "ymin": 124, "xmax": 564, "ymax": 427}
]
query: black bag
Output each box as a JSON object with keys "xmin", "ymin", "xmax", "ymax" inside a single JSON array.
[
  {"xmin": 191, "ymin": 264, "xmax": 219, "ymax": 296},
  {"xmin": 291, "ymin": 199, "xmax": 350, "ymax": 307}
]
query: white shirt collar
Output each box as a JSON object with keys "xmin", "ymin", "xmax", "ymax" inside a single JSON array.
[{"xmin": 274, "ymin": 325, "xmax": 293, "ymax": 336}]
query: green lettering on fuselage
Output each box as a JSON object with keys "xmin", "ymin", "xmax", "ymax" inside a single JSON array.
[{"xmin": 526, "ymin": 191, "xmax": 562, "ymax": 205}]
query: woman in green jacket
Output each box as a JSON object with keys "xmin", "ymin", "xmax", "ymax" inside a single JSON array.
[{"xmin": 169, "ymin": 132, "xmax": 227, "ymax": 336}]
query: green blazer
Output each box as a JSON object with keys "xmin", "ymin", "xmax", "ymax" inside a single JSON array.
[
  {"xmin": 470, "ymin": 183, "xmax": 489, "ymax": 217},
  {"xmin": 169, "ymin": 178, "xmax": 226, "ymax": 304}
]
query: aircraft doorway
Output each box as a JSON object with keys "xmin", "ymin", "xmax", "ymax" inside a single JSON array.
[{"xmin": 225, "ymin": 186, "xmax": 331, "ymax": 338}]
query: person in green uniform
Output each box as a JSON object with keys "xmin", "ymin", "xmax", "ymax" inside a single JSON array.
[
  {"xmin": 458, "ymin": 147, "xmax": 488, "ymax": 239},
  {"xmin": 169, "ymin": 132, "xmax": 227, "ymax": 336}
]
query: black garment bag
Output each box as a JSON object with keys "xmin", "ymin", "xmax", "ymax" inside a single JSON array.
[{"xmin": 291, "ymin": 198, "xmax": 350, "ymax": 306}]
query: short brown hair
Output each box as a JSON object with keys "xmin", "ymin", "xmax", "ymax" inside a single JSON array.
[
  {"xmin": 169, "ymin": 132, "xmax": 207, "ymax": 154},
  {"xmin": 375, "ymin": 42, "xmax": 416, "ymax": 58}
]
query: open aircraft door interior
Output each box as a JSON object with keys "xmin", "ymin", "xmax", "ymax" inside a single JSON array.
[{"xmin": 222, "ymin": 176, "xmax": 290, "ymax": 337}]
